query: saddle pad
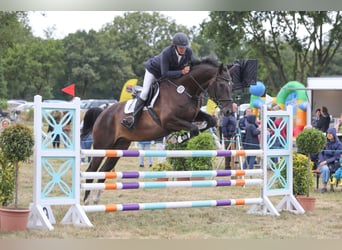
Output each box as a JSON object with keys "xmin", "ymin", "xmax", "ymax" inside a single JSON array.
[{"xmin": 123, "ymin": 87, "xmax": 160, "ymax": 114}]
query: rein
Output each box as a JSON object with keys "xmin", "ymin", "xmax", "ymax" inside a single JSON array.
[
  {"xmin": 211, "ymin": 66, "xmax": 233, "ymax": 106},
  {"xmin": 166, "ymin": 64, "xmax": 233, "ymax": 108}
]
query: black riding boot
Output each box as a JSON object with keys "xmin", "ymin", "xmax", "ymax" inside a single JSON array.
[{"xmin": 121, "ymin": 97, "xmax": 145, "ymax": 130}]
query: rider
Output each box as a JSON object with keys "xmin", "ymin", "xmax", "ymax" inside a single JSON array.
[{"xmin": 121, "ymin": 32, "xmax": 197, "ymax": 130}]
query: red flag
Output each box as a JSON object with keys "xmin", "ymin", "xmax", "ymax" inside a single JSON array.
[{"xmin": 62, "ymin": 84, "xmax": 75, "ymax": 97}]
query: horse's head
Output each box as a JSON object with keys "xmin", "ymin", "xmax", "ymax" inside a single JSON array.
[
  {"xmin": 174, "ymin": 57, "xmax": 233, "ymax": 116},
  {"xmin": 207, "ymin": 63, "xmax": 234, "ymax": 116}
]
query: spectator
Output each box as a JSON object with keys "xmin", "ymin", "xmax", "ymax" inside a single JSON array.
[
  {"xmin": 62, "ymin": 110, "xmax": 72, "ymax": 141},
  {"xmin": 242, "ymin": 114, "xmax": 261, "ymax": 169},
  {"xmin": 312, "ymin": 108, "xmax": 324, "ymax": 131},
  {"xmin": 330, "ymin": 155, "xmax": 342, "ymax": 186},
  {"xmin": 47, "ymin": 110, "xmax": 63, "ymax": 149},
  {"xmin": 80, "ymin": 107, "xmax": 103, "ymax": 164},
  {"xmin": 238, "ymin": 107, "xmax": 253, "ymax": 148},
  {"xmin": 155, "ymin": 137, "xmax": 166, "ymax": 163},
  {"xmin": 216, "ymin": 110, "xmax": 224, "ymax": 145},
  {"xmin": 138, "ymin": 141, "xmax": 153, "ymax": 168},
  {"xmin": 222, "ymin": 103, "xmax": 238, "ymax": 170},
  {"xmin": 320, "ymin": 106, "xmax": 331, "ymax": 133},
  {"xmin": 317, "ymin": 127, "xmax": 342, "ymax": 193}
]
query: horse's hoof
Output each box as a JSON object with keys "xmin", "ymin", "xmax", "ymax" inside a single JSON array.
[
  {"xmin": 84, "ymin": 198, "xmax": 90, "ymax": 206},
  {"xmin": 168, "ymin": 134, "xmax": 178, "ymax": 144},
  {"xmin": 177, "ymin": 133, "xmax": 190, "ymax": 143}
]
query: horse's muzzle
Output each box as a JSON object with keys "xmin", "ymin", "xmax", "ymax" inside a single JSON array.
[{"xmin": 222, "ymin": 107, "xmax": 232, "ymax": 117}]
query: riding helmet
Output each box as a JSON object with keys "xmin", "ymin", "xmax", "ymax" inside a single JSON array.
[{"xmin": 172, "ymin": 32, "xmax": 189, "ymax": 48}]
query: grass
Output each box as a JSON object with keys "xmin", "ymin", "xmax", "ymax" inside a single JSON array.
[{"xmin": 1, "ymin": 144, "xmax": 342, "ymax": 239}]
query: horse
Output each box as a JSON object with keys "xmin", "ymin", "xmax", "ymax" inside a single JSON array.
[{"xmin": 84, "ymin": 57, "xmax": 235, "ymax": 205}]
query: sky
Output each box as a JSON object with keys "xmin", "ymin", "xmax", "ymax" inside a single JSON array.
[{"xmin": 28, "ymin": 11, "xmax": 210, "ymax": 39}]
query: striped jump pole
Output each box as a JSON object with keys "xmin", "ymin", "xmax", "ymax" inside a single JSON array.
[
  {"xmin": 80, "ymin": 169, "xmax": 263, "ymax": 180},
  {"xmin": 81, "ymin": 149, "xmax": 262, "ymax": 158},
  {"xmin": 81, "ymin": 179, "xmax": 263, "ymax": 190},
  {"xmin": 83, "ymin": 198, "xmax": 264, "ymax": 213}
]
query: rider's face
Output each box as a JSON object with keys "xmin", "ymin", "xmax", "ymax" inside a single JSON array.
[{"xmin": 176, "ymin": 46, "xmax": 186, "ymax": 55}]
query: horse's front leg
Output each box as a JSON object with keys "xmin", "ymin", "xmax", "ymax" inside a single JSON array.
[
  {"xmin": 194, "ymin": 111, "xmax": 217, "ymax": 132},
  {"xmin": 176, "ymin": 123, "xmax": 200, "ymax": 143}
]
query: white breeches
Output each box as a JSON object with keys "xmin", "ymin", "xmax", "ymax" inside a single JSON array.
[{"xmin": 140, "ymin": 69, "xmax": 156, "ymax": 101}]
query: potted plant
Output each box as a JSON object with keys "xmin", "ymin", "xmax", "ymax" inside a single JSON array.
[
  {"xmin": 150, "ymin": 162, "xmax": 174, "ymax": 181},
  {"xmin": 292, "ymin": 153, "xmax": 315, "ymax": 196},
  {"xmin": 0, "ymin": 123, "xmax": 34, "ymax": 231},
  {"xmin": 295, "ymin": 127, "xmax": 326, "ymax": 211}
]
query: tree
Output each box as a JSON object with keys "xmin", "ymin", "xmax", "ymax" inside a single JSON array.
[
  {"xmin": 201, "ymin": 11, "xmax": 342, "ymax": 93},
  {"xmin": 0, "ymin": 11, "xmax": 31, "ymax": 52},
  {"xmin": 0, "ymin": 57, "xmax": 7, "ymax": 97},
  {"xmin": 3, "ymin": 38, "xmax": 65, "ymax": 100},
  {"xmin": 0, "ymin": 11, "xmax": 32, "ymax": 99}
]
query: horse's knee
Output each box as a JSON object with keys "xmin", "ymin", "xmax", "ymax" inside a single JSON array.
[
  {"xmin": 210, "ymin": 116, "xmax": 217, "ymax": 128},
  {"xmin": 190, "ymin": 126, "xmax": 199, "ymax": 137}
]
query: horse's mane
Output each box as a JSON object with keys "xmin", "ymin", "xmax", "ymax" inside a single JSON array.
[{"xmin": 191, "ymin": 56, "xmax": 219, "ymax": 68}]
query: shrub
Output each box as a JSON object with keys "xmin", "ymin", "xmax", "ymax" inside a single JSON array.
[
  {"xmin": 167, "ymin": 131, "xmax": 216, "ymax": 171},
  {"xmin": 292, "ymin": 153, "xmax": 314, "ymax": 196},
  {"xmin": 0, "ymin": 151, "xmax": 14, "ymax": 206},
  {"xmin": 185, "ymin": 132, "xmax": 216, "ymax": 170},
  {"xmin": 295, "ymin": 128, "xmax": 326, "ymax": 196},
  {"xmin": 0, "ymin": 99, "xmax": 8, "ymax": 110},
  {"xmin": 150, "ymin": 161, "xmax": 174, "ymax": 171},
  {"xmin": 296, "ymin": 128, "xmax": 326, "ymax": 155}
]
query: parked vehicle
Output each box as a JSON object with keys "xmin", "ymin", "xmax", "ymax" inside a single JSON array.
[
  {"xmin": 10, "ymin": 102, "xmax": 34, "ymax": 122},
  {"xmin": 80, "ymin": 99, "xmax": 117, "ymax": 110},
  {"xmin": 7, "ymin": 100, "xmax": 27, "ymax": 110}
]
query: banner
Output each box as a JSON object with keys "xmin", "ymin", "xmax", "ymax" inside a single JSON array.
[
  {"xmin": 119, "ymin": 79, "xmax": 138, "ymax": 102},
  {"xmin": 206, "ymin": 99, "xmax": 218, "ymax": 115}
]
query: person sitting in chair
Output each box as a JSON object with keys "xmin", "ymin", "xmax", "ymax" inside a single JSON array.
[
  {"xmin": 317, "ymin": 127, "xmax": 342, "ymax": 193},
  {"xmin": 121, "ymin": 32, "xmax": 197, "ymax": 130}
]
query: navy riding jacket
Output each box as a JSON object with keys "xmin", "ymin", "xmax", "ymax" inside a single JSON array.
[{"xmin": 144, "ymin": 45, "xmax": 195, "ymax": 79}]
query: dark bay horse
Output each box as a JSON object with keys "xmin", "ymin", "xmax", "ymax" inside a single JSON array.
[{"xmin": 84, "ymin": 57, "xmax": 234, "ymax": 204}]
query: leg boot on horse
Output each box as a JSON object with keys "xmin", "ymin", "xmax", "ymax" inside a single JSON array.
[{"xmin": 121, "ymin": 97, "xmax": 145, "ymax": 130}]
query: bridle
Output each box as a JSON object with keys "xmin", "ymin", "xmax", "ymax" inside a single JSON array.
[
  {"xmin": 207, "ymin": 65, "xmax": 234, "ymax": 111},
  {"xmin": 167, "ymin": 64, "xmax": 234, "ymax": 110}
]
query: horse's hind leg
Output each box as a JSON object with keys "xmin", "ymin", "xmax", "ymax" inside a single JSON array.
[
  {"xmin": 92, "ymin": 157, "xmax": 120, "ymax": 204},
  {"xmin": 83, "ymin": 156, "xmax": 104, "ymax": 205}
]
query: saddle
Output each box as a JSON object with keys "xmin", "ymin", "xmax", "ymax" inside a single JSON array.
[{"xmin": 124, "ymin": 82, "xmax": 160, "ymax": 114}]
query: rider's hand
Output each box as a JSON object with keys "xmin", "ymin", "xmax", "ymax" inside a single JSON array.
[{"xmin": 182, "ymin": 66, "xmax": 190, "ymax": 75}]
